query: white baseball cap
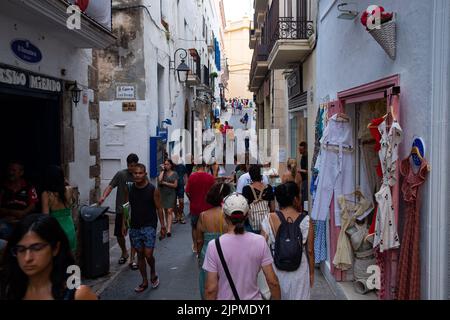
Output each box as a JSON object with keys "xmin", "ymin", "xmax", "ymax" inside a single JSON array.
[{"xmin": 223, "ymin": 193, "xmax": 249, "ymax": 217}]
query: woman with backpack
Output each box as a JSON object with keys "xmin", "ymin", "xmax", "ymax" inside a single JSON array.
[
  {"xmin": 242, "ymin": 165, "xmax": 275, "ymax": 234},
  {"xmin": 261, "ymin": 182, "xmax": 312, "ymax": 300}
]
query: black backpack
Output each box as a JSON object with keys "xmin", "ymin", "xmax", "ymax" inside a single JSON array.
[{"xmin": 272, "ymin": 211, "xmax": 306, "ymax": 272}]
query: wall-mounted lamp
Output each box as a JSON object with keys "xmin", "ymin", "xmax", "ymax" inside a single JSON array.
[
  {"xmin": 337, "ymin": 2, "xmax": 359, "ymax": 20},
  {"xmin": 66, "ymin": 81, "xmax": 82, "ymax": 106},
  {"xmin": 170, "ymin": 48, "xmax": 191, "ymax": 83}
]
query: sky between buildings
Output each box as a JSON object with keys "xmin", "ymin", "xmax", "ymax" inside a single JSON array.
[{"xmin": 223, "ymin": 0, "xmax": 254, "ymax": 22}]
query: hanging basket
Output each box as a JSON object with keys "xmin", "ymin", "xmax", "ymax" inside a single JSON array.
[{"xmin": 368, "ymin": 15, "xmax": 397, "ymax": 60}]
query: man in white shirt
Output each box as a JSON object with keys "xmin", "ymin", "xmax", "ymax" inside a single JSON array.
[{"xmin": 236, "ymin": 164, "xmax": 269, "ymax": 194}]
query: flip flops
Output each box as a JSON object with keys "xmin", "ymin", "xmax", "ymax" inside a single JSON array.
[
  {"xmin": 118, "ymin": 256, "xmax": 129, "ymax": 265},
  {"xmin": 151, "ymin": 275, "xmax": 160, "ymax": 289},
  {"xmin": 134, "ymin": 282, "xmax": 148, "ymax": 293}
]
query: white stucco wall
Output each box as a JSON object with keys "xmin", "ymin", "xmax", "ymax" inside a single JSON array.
[
  {"xmin": 99, "ymin": 0, "xmax": 224, "ymax": 206},
  {"xmin": 0, "ymin": 13, "xmax": 94, "ymax": 206},
  {"xmin": 316, "ymin": 0, "xmax": 446, "ymax": 299}
]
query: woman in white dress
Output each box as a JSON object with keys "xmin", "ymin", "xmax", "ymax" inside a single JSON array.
[{"xmin": 261, "ymin": 182, "xmax": 311, "ymax": 300}]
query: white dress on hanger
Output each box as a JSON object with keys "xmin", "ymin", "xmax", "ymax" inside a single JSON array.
[
  {"xmin": 311, "ymin": 114, "xmax": 355, "ymax": 225},
  {"xmin": 373, "ymin": 120, "xmax": 402, "ymax": 252}
]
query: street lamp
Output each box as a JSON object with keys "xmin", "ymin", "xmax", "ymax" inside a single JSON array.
[
  {"xmin": 66, "ymin": 81, "xmax": 82, "ymax": 106},
  {"xmin": 170, "ymin": 48, "xmax": 191, "ymax": 83}
]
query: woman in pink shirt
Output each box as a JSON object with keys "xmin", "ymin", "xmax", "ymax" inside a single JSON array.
[{"xmin": 203, "ymin": 193, "xmax": 281, "ymax": 300}]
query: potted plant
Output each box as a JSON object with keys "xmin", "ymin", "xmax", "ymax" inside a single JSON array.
[
  {"xmin": 210, "ymin": 72, "xmax": 218, "ymax": 79},
  {"xmin": 361, "ymin": 5, "xmax": 396, "ymax": 60}
]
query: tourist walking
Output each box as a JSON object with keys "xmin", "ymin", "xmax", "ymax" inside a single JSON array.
[
  {"xmin": 126, "ymin": 164, "xmax": 166, "ymax": 293},
  {"xmin": 196, "ymin": 183, "xmax": 232, "ymax": 299},
  {"xmin": 261, "ymin": 182, "xmax": 313, "ymax": 300},
  {"xmin": 158, "ymin": 160, "xmax": 178, "ymax": 237},
  {"xmin": 203, "ymin": 193, "xmax": 281, "ymax": 300},
  {"xmin": 185, "ymin": 163, "xmax": 216, "ymax": 254},
  {"xmin": 242, "ymin": 165, "xmax": 275, "ymax": 234},
  {"xmin": 173, "ymin": 157, "xmax": 187, "ymax": 225},
  {"xmin": 99, "ymin": 153, "xmax": 139, "ymax": 269}
]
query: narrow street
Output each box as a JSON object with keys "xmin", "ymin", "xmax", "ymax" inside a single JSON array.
[{"xmin": 98, "ymin": 205, "xmax": 337, "ymax": 300}]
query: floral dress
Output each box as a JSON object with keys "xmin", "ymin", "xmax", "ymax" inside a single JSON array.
[{"xmin": 373, "ymin": 120, "xmax": 402, "ymax": 252}]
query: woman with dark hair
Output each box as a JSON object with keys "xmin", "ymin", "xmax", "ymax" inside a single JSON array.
[
  {"xmin": 158, "ymin": 159, "xmax": 178, "ymax": 238},
  {"xmin": 242, "ymin": 165, "xmax": 275, "ymax": 234},
  {"xmin": 203, "ymin": 193, "xmax": 281, "ymax": 300},
  {"xmin": 196, "ymin": 183, "xmax": 231, "ymax": 299},
  {"xmin": 261, "ymin": 182, "xmax": 312, "ymax": 300},
  {"xmin": 0, "ymin": 214, "xmax": 97, "ymax": 300},
  {"xmin": 41, "ymin": 165, "xmax": 77, "ymax": 253}
]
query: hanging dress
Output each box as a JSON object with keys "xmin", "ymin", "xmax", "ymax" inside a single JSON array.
[
  {"xmin": 311, "ymin": 114, "xmax": 355, "ymax": 263},
  {"xmin": 396, "ymin": 157, "xmax": 429, "ymax": 300},
  {"xmin": 311, "ymin": 113, "xmax": 355, "ymax": 225},
  {"xmin": 373, "ymin": 120, "xmax": 402, "ymax": 252}
]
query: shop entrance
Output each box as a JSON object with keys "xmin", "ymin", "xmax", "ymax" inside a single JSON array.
[{"xmin": 0, "ymin": 90, "xmax": 61, "ymax": 194}]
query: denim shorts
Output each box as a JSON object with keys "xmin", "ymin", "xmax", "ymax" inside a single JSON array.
[{"xmin": 129, "ymin": 226, "xmax": 156, "ymax": 249}]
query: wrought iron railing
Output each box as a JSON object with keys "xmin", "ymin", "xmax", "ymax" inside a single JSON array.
[{"xmin": 268, "ymin": 18, "xmax": 314, "ymax": 52}]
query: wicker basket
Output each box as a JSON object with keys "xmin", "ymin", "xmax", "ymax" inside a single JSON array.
[{"xmin": 368, "ymin": 16, "xmax": 397, "ymax": 60}]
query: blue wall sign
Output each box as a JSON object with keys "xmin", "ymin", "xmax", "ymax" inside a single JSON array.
[
  {"xmin": 157, "ymin": 126, "xmax": 168, "ymax": 143},
  {"xmin": 11, "ymin": 39, "xmax": 42, "ymax": 64}
]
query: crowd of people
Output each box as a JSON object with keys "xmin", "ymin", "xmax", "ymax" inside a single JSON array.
[
  {"xmin": 0, "ymin": 140, "xmax": 310, "ymax": 300},
  {"xmin": 226, "ymin": 98, "xmax": 253, "ymax": 115},
  {"xmin": 0, "ymin": 161, "xmax": 97, "ymax": 300}
]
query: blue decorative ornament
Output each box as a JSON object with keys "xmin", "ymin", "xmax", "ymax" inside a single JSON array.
[{"xmin": 412, "ymin": 137, "xmax": 425, "ymax": 167}]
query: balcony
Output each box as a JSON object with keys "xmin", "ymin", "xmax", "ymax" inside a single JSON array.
[
  {"xmin": 267, "ymin": 18, "xmax": 315, "ymax": 69},
  {"xmin": 249, "ymin": 44, "xmax": 269, "ymax": 92},
  {"xmin": 266, "ymin": 0, "xmax": 315, "ymax": 69},
  {"xmin": 0, "ymin": 0, "xmax": 116, "ymax": 48},
  {"xmin": 197, "ymin": 65, "xmax": 212, "ymax": 93},
  {"xmin": 187, "ymin": 49, "xmax": 201, "ymax": 86},
  {"xmin": 249, "ymin": 28, "xmax": 256, "ymax": 49}
]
